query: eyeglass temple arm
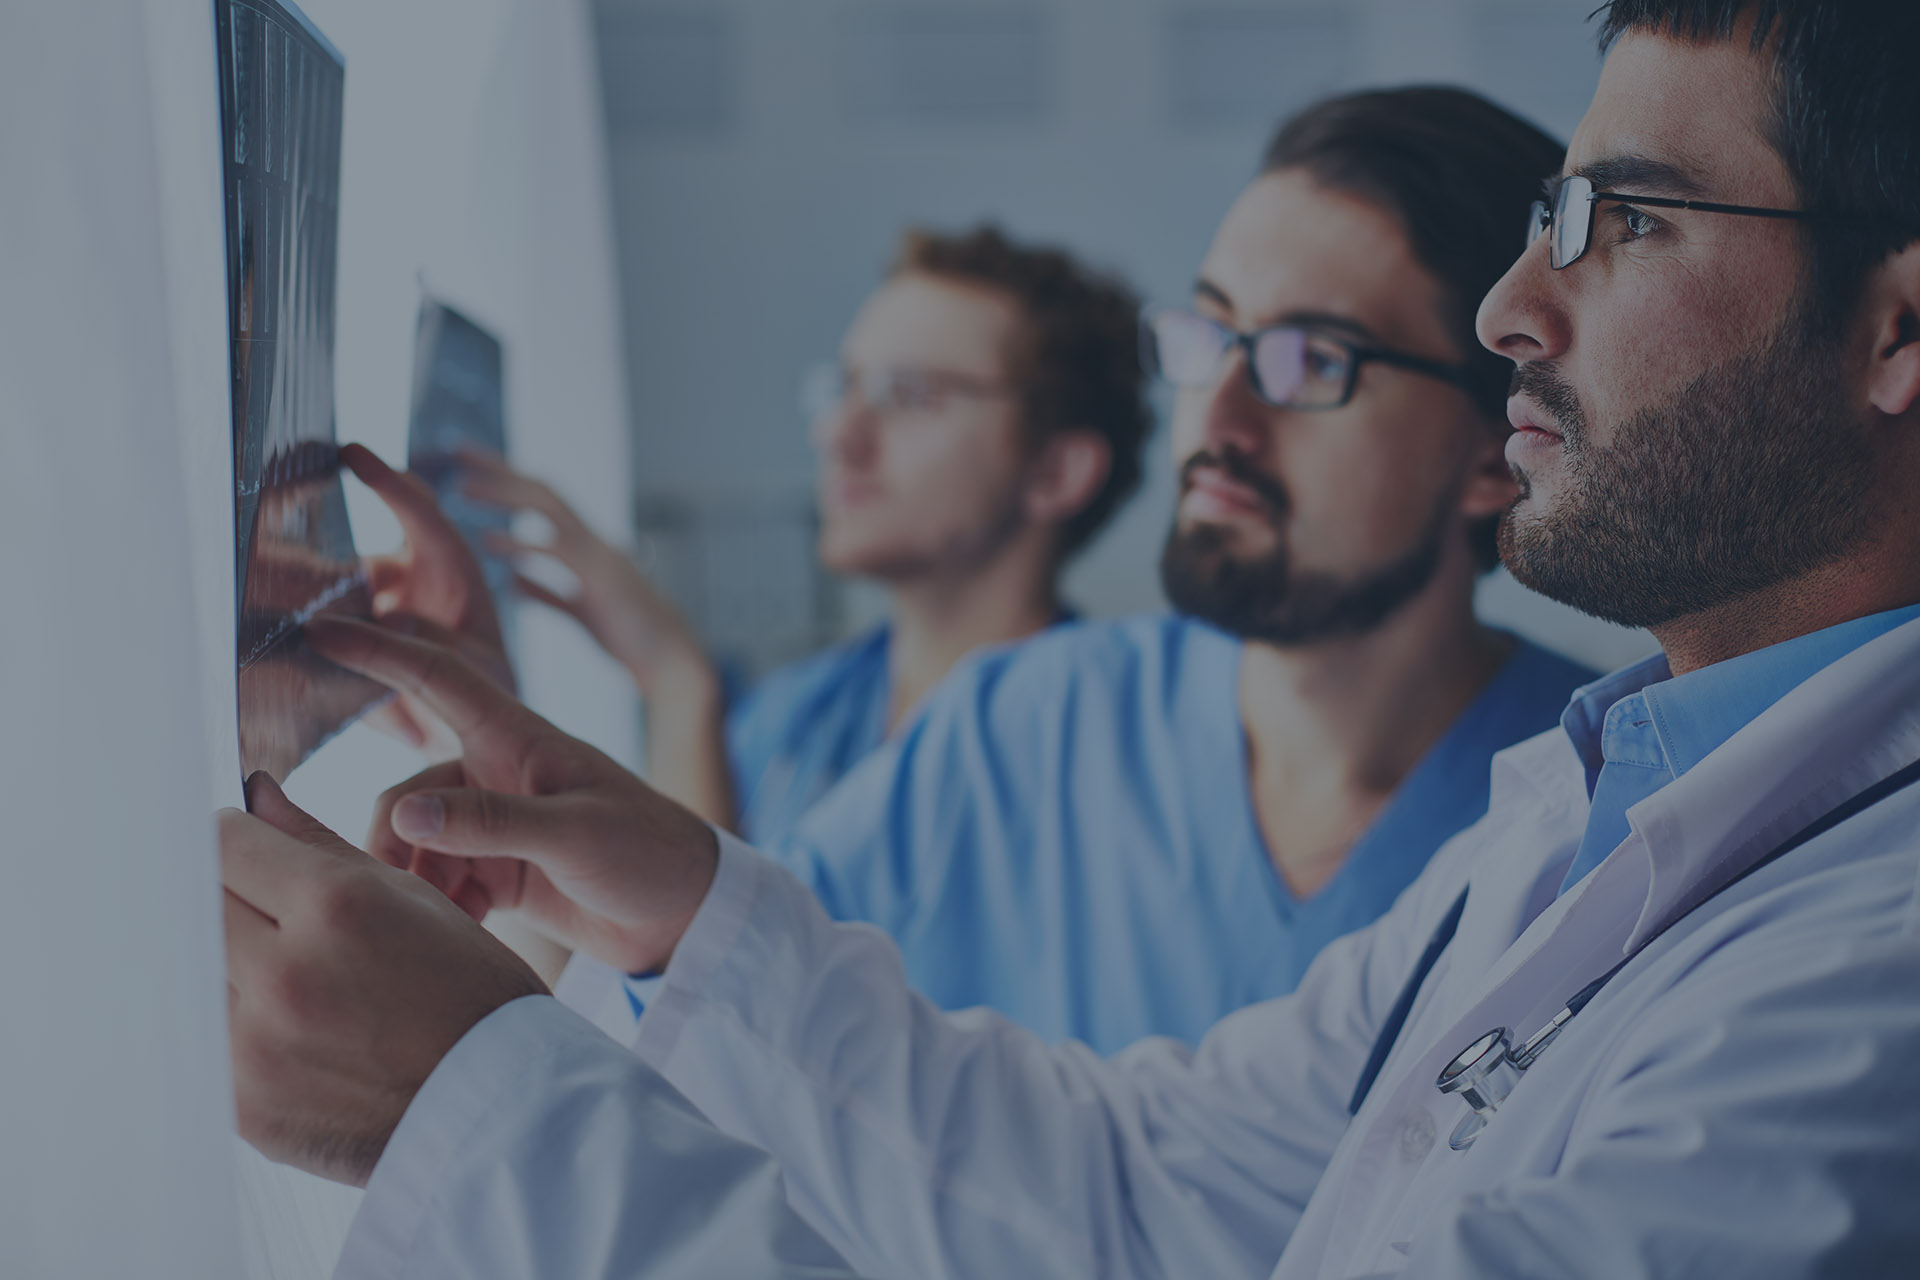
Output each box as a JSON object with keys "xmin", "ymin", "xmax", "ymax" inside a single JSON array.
[
  {"xmin": 1359, "ymin": 346, "xmax": 1479, "ymax": 387},
  {"xmin": 1586, "ymin": 191, "xmax": 1817, "ymax": 221}
]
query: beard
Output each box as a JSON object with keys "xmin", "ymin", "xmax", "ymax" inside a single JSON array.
[
  {"xmin": 1498, "ymin": 305, "xmax": 1874, "ymax": 629},
  {"xmin": 1159, "ymin": 449, "xmax": 1452, "ymax": 645}
]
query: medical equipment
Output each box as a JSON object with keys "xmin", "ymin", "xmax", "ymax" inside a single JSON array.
[{"xmin": 1348, "ymin": 752, "xmax": 1920, "ymax": 1145}]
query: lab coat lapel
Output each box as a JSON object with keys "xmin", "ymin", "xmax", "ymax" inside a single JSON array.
[{"xmin": 1624, "ymin": 615, "xmax": 1920, "ymax": 953}]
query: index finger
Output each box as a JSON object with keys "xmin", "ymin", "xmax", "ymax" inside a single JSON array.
[
  {"xmin": 455, "ymin": 452, "xmax": 564, "ymax": 516},
  {"xmin": 306, "ymin": 615, "xmax": 547, "ymax": 762},
  {"xmin": 342, "ymin": 443, "xmax": 469, "ymax": 561}
]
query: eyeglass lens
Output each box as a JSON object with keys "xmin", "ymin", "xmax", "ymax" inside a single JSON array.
[
  {"xmin": 1529, "ymin": 175, "xmax": 1596, "ymax": 270},
  {"xmin": 1145, "ymin": 309, "xmax": 1353, "ymax": 408}
]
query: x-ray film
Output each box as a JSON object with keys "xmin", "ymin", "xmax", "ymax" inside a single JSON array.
[
  {"xmin": 217, "ymin": 0, "xmax": 383, "ymax": 782},
  {"xmin": 406, "ymin": 300, "xmax": 517, "ymax": 632}
]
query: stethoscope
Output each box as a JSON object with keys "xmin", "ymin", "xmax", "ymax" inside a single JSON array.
[{"xmin": 1347, "ymin": 752, "xmax": 1920, "ymax": 1152}]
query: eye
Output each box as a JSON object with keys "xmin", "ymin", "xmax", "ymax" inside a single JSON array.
[
  {"xmin": 1610, "ymin": 204, "xmax": 1661, "ymax": 242},
  {"xmin": 1301, "ymin": 339, "xmax": 1348, "ymax": 383},
  {"xmin": 888, "ymin": 372, "xmax": 944, "ymax": 413}
]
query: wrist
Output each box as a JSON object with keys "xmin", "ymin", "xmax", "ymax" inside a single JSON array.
[{"xmin": 637, "ymin": 649, "xmax": 723, "ymax": 714}]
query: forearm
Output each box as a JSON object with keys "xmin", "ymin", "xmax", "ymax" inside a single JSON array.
[
  {"xmin": 339, "ymin": 996, "xmax": 863, "ymax": 1280},
  {"xmin": 632, "ymin": 835, "xmax": 1341, "ymax": 1280},
  {"xmin": 640, "ymin": 658, "xmax": 738, "ymax": 831}
]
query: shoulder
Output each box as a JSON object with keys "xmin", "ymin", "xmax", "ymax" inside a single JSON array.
[
  {"xmin": 729, "ymin": 627, "xmax": 888, "ymax": 736},
  {"xmin": 934, "ymin": 613, "xmax": 1239, "ymax": 713}
]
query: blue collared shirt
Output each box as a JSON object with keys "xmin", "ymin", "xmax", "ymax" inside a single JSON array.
[
  {"xmin": 1558, "ymin": 601, "xmax": 1920, "ymax": 897},
  {"xmin": 772, "ymin": 615, "xmax": 1596, "ymax": 1051}
]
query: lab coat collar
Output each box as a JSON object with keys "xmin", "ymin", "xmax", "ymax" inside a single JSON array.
[{"xmin": 1622, "ymin": 613, "xmax": 1920, "ymax": 953}]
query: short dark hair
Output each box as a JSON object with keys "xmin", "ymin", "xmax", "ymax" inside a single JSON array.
[
  {"xmin": 1262, "ymin": 87, "xmax": 1567, "ymax": 570},
  {"xmin": 1595, "ymin": 2, "xmax": 1920, "ymax": 324},
  {"xmin": 892, "ymin": 225, "xmax": 1151, "ymax": 560}
]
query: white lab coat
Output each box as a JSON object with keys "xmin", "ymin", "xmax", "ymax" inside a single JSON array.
[{"xmin": 334, "ymin": 618, "xmax": 1920, "ymax": 1279}]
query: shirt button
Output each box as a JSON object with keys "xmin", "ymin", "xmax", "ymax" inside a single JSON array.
[{"xmin": 1398, "ymin": 1109, "xmax": 1437, "ymax": 1162}]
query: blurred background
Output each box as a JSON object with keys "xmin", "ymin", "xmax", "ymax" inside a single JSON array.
[{"xmin": 591, "ymin": 0, "xmax": 1645, "ymax": 679}]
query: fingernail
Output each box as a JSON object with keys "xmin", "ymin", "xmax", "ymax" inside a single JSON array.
[{"xmin": 393, "ymin": 794, "xmax": 445, "ymax": 840}]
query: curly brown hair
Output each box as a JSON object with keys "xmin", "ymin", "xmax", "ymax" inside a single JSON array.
[{"xmin": 891, "ymin": 225, "xmax": 1151, "ymax": 560}]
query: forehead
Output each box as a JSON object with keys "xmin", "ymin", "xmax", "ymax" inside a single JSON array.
[
  {"xmin": 1570, "ymin": 30, "xmax": 1790, "ymax": 203},
  {"xmin": 842, "ymin": 271, "xmax": 1022, "ymax": 375},
  {"xmin": 1199, "ymin": 169, "xmax": 1448, "ymax": 348}
]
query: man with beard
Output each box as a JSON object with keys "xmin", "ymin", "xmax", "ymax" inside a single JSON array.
[
  {"xmin": 216, "ymin": 1, "xmax": 1920, "ymax": 1274},
  {"xmin": 638, "ymin": 86, "xmax": 1597, "ymax": 1052}
]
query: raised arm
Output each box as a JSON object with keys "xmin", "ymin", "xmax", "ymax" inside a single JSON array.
[{"xmin": 456, "ymin": 446, "xmax": 736, "ymax": 828}]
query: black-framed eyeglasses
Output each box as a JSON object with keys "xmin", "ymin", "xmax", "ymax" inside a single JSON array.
[
  {"xmin": 1140, "ymin": 306, "xmax": 1477, "ymax": 411},
  {"xmin": 1529, "ymin": 173, "xmax": 1822, "ymax": 270}
]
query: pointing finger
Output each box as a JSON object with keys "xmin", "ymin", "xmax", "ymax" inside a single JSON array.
[
  {"xmin": 388, "ymin": 786, "xmax": 588, "ymax": 865},
  {"xmin": 306, "ymin": 616, "xmax": 545, "ymax": 764}
]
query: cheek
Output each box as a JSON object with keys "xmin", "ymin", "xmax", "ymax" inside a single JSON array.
[
  {"xmin": 1563, "ymin": 251, "xmax": 1788, "ymax": 445},
  {"xmin": 1282, "ymin": 402, "xmax": 1466, "ymax": 562},
  {"xmin": 869, "ymin": 422, "xmax": 1024, "ymax": 527}
]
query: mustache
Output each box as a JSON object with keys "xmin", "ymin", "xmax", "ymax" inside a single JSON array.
[
  {"xmin": 1178, "ymin": 449, "xmax": 1290, "ymax": 516},
  {"xmin": 1508, "ymin": 363, "xmax": 1588, "ymax": 442}
]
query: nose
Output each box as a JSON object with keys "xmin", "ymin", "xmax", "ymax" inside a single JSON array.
[
  {"xmin": 1190, "ymin": 345, "xmax": 1271, "ymax": 460},
  {"xmin": 810, "ymin": 397, "xmax": 879, "ymax": 465},
  {"xmin": 1475, "ymin": 233, "xmax": 1570, "ymax": 368}
]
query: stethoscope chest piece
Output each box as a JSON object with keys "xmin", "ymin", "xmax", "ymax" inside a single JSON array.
[{"xmin": 1436, "ymin": 1028, "xmax": 1523, "ymax": 1151}]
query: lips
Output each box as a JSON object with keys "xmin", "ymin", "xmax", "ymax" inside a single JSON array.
[
  {"xmin": 1181, "ymin": 466, "xmax": 1277, "ymax": 525},
  {"xmin": 1506, "ymin": 399, "xmax": 1564, "ymax": 443}
]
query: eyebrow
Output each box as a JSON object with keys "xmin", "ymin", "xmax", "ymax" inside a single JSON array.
[
  {"xmin": 1559, "ymin": 155, "xmax": 1710, "ymax": 199},
  {"xmin": 1191, "ymin": 279, "xmax": 1379, "ymax": 342}
]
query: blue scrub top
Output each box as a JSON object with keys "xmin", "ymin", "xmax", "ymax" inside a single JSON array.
[
  {"xmin": 775, "ymin": 615, "xmax": 1597, "ymax": 1052},
  {"xmin": 727, "ymin": 626, "xmax": 896, "ymax": 848}
]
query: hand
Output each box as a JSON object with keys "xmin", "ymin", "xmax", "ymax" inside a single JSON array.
[
  {"xmin": 342, "ymin": 443, "xmax": 515, "ymax": 750},
  {"xmin": 455, "ymin": 447, "xmax": 715, "ymax": 698},
  {"xmin": 307, "ymin": 615, "xmax": 721, "ymax": 975},
  {"xmin": 221, "ymin": 772, "xmax": 548, "ymax": 1187}
]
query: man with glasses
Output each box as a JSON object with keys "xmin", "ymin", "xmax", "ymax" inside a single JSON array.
[
  {"xmin": 451, "ymin": 227, "xmax": 1148, "ymax": 849},
  {"xmin": 708, "ymin": 87, "xmax": 1596, "ymax": 1052},
  {"xmin": 220, "ymin": 3, "xmax": 1920, "ymax": 1272}
]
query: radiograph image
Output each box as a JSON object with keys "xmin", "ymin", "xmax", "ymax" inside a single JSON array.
[
  {"xmin": 407, "ymin": 300, "xmax": 518, "ymax": 633},
  {"xmin": 217, "ymin": 0, "xmax": 383, "ymax": 781}
]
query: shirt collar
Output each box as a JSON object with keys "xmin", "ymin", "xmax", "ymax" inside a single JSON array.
[
  {"xmin": 1560, "ymin": 603, "xmax": 1920, "ymax": 792},
  {"xmin": 1641, "ymin": 601, "xmax": 1920, "ymax": 778},
  {"xmin": 1560, "ymin": 653, "xmax": 1671, "ymax": 792}
]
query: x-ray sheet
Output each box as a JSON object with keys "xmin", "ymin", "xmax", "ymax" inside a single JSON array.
[
  {"xmin": 217, "ymin": 0, "xmax": 383, "ymax": 782},
  {"xmin": 407, "ymin": 300, "xmax": 517, "ymax": 632}
]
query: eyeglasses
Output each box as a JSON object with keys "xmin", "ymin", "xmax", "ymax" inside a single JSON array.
[
  {"xmin": 1140, "ymin": 306, "xmax": 1477, "ymax": 411},
  {"xmin": 1529, "ymin": 173, "xmax": 1821, "ymax": 270},
  {"xmin": 799, "ymin": 363, "xmax": 1021, "ymax": 423}
]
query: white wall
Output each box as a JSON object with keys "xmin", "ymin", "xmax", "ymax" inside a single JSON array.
[
  {"xmin": 1, "ymin": 6, "xmax": 243, "ymax": 1278},
  {"xmin": 596, "ymin": 0, "xmax": 1657, "ymax": 672},
  {"xmin": 2, "ymin": 2, "xmax": 633, "ymax": 1276}
]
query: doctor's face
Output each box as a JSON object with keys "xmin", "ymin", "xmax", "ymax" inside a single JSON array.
[
  {"xmin": 1476, "ymin": 32, "xmax": 1875, "ymax": 630},
  {"xmin": 811, "ymin": 272, "xmax": 1034, "ymax": 583},
  {"xmin": 1159, "ymin": 170, "xmax": 1509, "ymax": 645}
]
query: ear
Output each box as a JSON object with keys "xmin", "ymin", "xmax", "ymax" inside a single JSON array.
[
  {"xmin": 1023, "ymin": 429, "xmax": 1112, "ymax": 529},
  {"xmin": 1458, "ymin": 417, "xmax": 1522, "ymax": 522},
  {"xmin": 1864, "ymin": 242, "xmax": 1920, "ymax": 419}
]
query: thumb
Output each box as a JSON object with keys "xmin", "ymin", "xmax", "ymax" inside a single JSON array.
[
  {"xmin": 390, "ymin": 786, "xmax": 589, "ymax": 864},
  {"xmin": 244, "ymin": 772, "xmax": 356, "ymax": 854}
]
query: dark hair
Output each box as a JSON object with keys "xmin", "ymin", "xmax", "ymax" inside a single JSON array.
[
  {"xmin": 1263, "ymin": 87, "xmax": 1566, "ymax": 570},
  {"xmin": 1595, "ymin": 2, "xmax": 1920, "ymax": 323},
  {"xmin": 892, "ymin": 225, "xmax": 1151, "ymax": 560}
]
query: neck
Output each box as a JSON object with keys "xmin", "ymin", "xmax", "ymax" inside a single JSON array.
[
  {"xmin": 1653, "ymin": 535, "xmax": 1920, "ymax": 676},
  {"xmin": 1237, "ymin": 551, "xmax": 1512, "ymax": 897},
  {"xmin": 882, "ymin": 537, "xmax": 1061, "ymax": 731}
]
